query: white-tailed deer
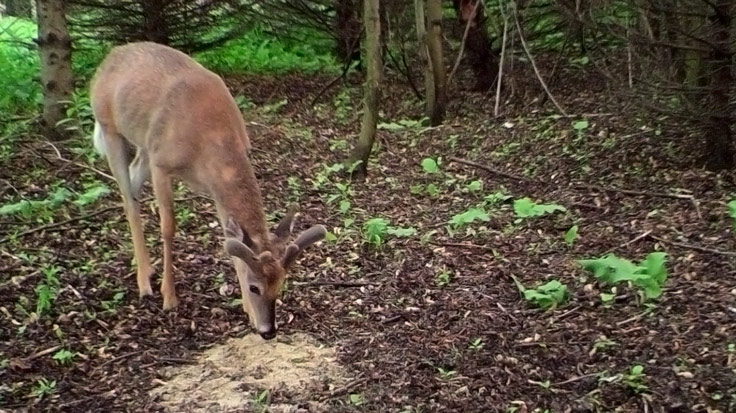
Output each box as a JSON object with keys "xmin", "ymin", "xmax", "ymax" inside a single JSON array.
[{"xmin": 90, "ymin": 42, "xmax": 325, "ymax": 340}]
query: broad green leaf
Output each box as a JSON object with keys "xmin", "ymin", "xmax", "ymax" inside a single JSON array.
[
  {"xmin": 448, "ymin": 207, "xmax": 490, "ymax": 229},
  {"xmin": 421, "ymin": 158, "xmax": 439, "ymax": 174},
  {"xmin": 573, "ymin": 120, "xmax": 589, "ymax": 131},
  {"xmin": 387, "ymin": 227, "xmax": 417, "ymax": 237},
  {"xmin": 641, "ymin": 252, "xmax": 667, "ymax": 284},
  {"xmin": 564, "ymin": 225, "xmax": 579, "ymax": 246},
  {"xmin": 513, "ymin": 197, "xmax": 566, "ymax": 218}
]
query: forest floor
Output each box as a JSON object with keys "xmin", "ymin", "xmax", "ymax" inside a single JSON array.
[{"xmin": 1, "ymin": 64, "xmax": 736, "ymax": 413}]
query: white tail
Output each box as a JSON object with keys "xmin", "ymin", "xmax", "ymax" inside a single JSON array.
[
  {"xmin": 92, "ymin": 121, "xmax": 106, "ymax": 157},
  {"xmin": 90, "ymin": 42, "xmax": 325, "ymax": 340}
]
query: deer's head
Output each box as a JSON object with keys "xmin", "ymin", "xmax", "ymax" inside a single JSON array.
[{"xmin": 223, "ymin": 209, "xmax": 325, "ymax": 340}]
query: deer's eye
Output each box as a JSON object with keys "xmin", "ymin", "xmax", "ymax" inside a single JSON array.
[{"xmin": 249, "ymin": 285, "xmax": 261, "ymax": 295}]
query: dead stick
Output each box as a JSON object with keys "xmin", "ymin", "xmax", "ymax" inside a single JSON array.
[
  {"xmin": 430, "ymin": 241, "xmax": 493, "ymax": 251},
  {"xmin": 575, "ymin": 183, "xmax": 694, "ymax": 200},
  {"xmin": 449, "ymin": 156, "xmax": 532, "ymax": 182},
  {"xmin": 0, "ymin": 205, "xmax": 122, "ymax": 245},
  {"xmin": 649, "ymin": 235, "xmax": 736, "ymax": 257},
  {"xmin": 320, "ymin": 377, "xmax": 369, "ymax": 401},
  {"xmin": 291, "ymin": 280, "xmax": 378, "ymax": 288}
]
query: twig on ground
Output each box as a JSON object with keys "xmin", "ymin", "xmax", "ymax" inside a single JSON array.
[
  {"xmin": 291, "ymin": 280, "xmax": 378, "ymax": 288},
  {"xmin": 554, "ymin": 372, "xmax": 599, "ymax": 386},
  {"xmin": 43, "ymin": 140, "xmax": 115, "ymax": 181},
  {"xmin": 614, "ymin": 230, "xmax": 653, "ymax": 251},
  {"xmin": 449, "ymin": 156, "xmax": 531, "ymax": 182},
  {"xmin": 575, "ymin": 183, "xmax": 695, "ymax": 200},
  {"xmin": 430, "ymin": 241, "xmax": 494, "ymax": 251},
  {"xmin": 319, "ymin": 377, "xmax": 369, "ymax": 401},
  {"xmin": 0, "ymin": 205, "xmax": 122, "ymax": 245},
  {"xmin": 649, "ymin": 234, "xmax": 736, "ymax": 257}
]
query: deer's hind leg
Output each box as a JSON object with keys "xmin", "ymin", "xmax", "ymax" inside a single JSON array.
[{"xmin": 99, "ymin": 123, "xmax": 154, "ymax": 297}]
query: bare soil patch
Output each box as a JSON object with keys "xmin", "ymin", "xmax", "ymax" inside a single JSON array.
[{"xmin": 151, "ymin": 333, "xmax": 345, "ymax": 412}]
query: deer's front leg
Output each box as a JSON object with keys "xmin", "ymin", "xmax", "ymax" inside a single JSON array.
[{"xmin": 151, "ymin": 167, "xmax": 178, "ymax": 310}]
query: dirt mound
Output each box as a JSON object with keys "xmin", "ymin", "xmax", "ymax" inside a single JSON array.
[{"xmin": 150, "ymin": 333, "xmax": 346, "ymax": 412}]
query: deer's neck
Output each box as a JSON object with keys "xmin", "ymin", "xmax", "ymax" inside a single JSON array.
[{"xmin": 210, "ymin": 159, "xmax": 271, "ymax": 251}]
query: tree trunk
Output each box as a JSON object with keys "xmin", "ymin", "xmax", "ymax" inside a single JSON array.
[
  {"xmin": 453, "ymin": 0, "xmax": 498, "ymax": 91},
  {"xmin": 36, "ymin": 0, "xmax": 73, "ymax": 139},
  {"xmin": 335, "ymin": 0, "xmax": 361, "ymax": 64},
  {"xmin": 425, "ymin": 0, "xmax": 446, "ymax": 125},
  {"xmin": 703, "ymin": 0, "xmax": 735, "ymax": 170},
  {"xmin": 5, "ymin": 0, "xmax": 33, "ymax": 17},
  {"xmin": 348, "ymin": 0, "xmax": 381, "ymax": 178},
  {"xmin": 414, "ymin": 0, "xmax": 435, "ymax": 125},
  {"xmin": 142, "ymin": 0, "xmax": 170, "ymax": 45}
]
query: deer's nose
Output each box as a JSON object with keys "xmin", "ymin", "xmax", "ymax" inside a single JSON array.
[{"xmin": 259, "ymin": 327, "xmax": 277, "ymax": 340}]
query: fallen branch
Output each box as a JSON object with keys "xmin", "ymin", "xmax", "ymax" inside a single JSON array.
[
  {"xmin": 430, "ymin": 241, "xmax": 493, "ymax": 251},
  {"xmin": 43, "ymin": 140, "xmax": 115, "ymax": 181},
  {"xmin": 616, "ymin": 230, "xmax": 653, "ymax": 251},
  {"xmin": 319, "ymin": 377, "xmax": 369, "ymax": 401},
  {"xmin": 649, "ymin": 235, "xmax": 736, "ymax": 257},
  {"xmin": 291, "ymin": 280, "xmax": 378, "ymax": 288},
  {"xmin": 449, "ymin": 156, "xmax": 531, "ymax": 182},
  {"xmin": 0, "ymin": 205, "xmax": 122, "ymax": 245},
  {"xmin": 554, "ymin": 372, "xmax": 600, "ymax": 386},
  {"xmin": 575, "ymin": 183, "xmax": 695, "ymax": 200}
]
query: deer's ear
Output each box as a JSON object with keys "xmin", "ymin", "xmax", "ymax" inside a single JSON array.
[
  {"xmin": 226, "ymin": 216, "xmax": 256, "ymax": 249},
  {"xmin": 225, "ymin": 238, "xmax": 260, "ymax": 271},
  {"xmin": 281, "ymin": 243, "xmax": 300, "ymax": 269},
  {"xmin": 273, "ymin": 205, "xmax": 299, "ymax": 242},
  {"xmin": 280, "ymin": 225, "xmax": 326, "ymax": 269},
  {"xmin": 294, "ymin": 225, "xmax": 327, "ymax": 250}
]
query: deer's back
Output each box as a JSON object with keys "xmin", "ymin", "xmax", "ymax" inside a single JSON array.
[{"xmin": 90, "ymin": 42, "xmax": 250, "ymax": 170}]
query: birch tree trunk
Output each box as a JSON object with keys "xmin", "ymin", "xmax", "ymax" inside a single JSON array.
[{"xmin": 348, "ymin": 0, "xmax": 381, "ymax": 178}]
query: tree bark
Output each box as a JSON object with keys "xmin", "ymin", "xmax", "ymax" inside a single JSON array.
[
  {"xmin": 142, "ymin": 0, "xmax": 170, "ymax": 45},
  {"xmin": 703, "ymin": 0, "xmax": 734, "ymax": 170},
  {"xmin": 414, "ymin": 0, "xmax": 435, "ymax": 124},
  {"xmin": 36, "ymin": 0, "xmax": 73, "ymax": 139},
  {"xmin": 348, "ymin": 0, "xmax": 381, "ymax": 178},
  {"xmin": 453, "ymin": 0, "xmax": 498, "ymax": 91},
  {"xmin": 425, "ymin": 0, "xmax": 446, "ymax": 125},
  {"xmin": 6, "ymin": 0, "xmax": 33, "ymax": 17}
]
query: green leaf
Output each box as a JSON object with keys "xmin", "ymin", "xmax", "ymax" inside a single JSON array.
[
  {"xmin": 448, "ymin": 207, "xmax": 490, "ymax": 229},
  {"xmin": 426, "ymin": 183, "xmax": 439, "ymax": 197},
  {"xmin": 363, "ymin": 218, "xmax": 389, "ymax": 246},
  {"xmin": 513, "ymin": 198, "xmax": 566, "ymax": 218},
  {"xmin": 484, "ymin": 191, "xmax": 512, "ymax": 205},
  {"xmin": 573, "ymin": 120, "xmax": 589, "ymax": 131},
  {"xmin": 349, "ymin": 393, "xmax": 364, "ymax": 406},
  {"xmin": 421, "ymin": 158, "xmax": 439, "ymax": 174},
  {"xmin": 73, "ymin": 184, "xmax": 110, "ymax": 207},
  {"xmin": 466, "ymin": 180, "xmax": 483, "ymax": 192},
  {"xmin": 564, "ymin": 225, "xmax": 579, "ymax": 246},
  {"xmin": 387, "ymin": 227, "xmax": 417, "ymax": 237},
  {"xmin": 338, "ymin": 200, "xmax": 351, "ymax": 214},
  {"xmin": 630, "ymin": 365, "xmax": 644, "ymax": 375},
  {"xmin": 641, "ymin": 252, "xmax": 667, "ymax": 284}
]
